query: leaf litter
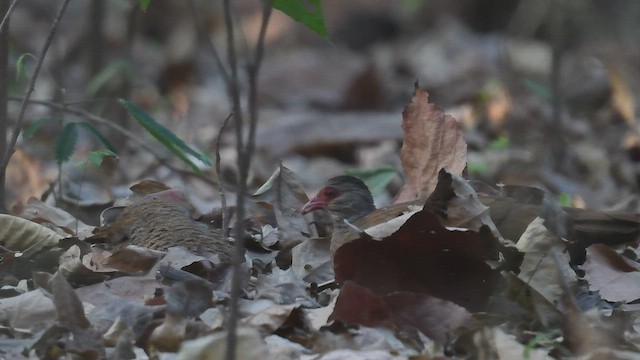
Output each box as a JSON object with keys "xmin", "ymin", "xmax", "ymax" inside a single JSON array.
[{"xmin": 3, "ymin": 87, "xmax": 640, "ymax": 359}]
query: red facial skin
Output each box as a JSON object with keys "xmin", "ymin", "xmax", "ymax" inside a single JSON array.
[{"xmin": 301, "ymin": 186, "xmax": 340, "ymax": 214}]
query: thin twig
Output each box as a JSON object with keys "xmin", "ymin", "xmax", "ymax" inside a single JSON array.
[
  {"xmin": 225, "ymin": 2, "xmax": 273, "ymax": 359},
  {"xmin": 7, "ymin": 97, "xmax": 220, "ymax": 186},
  {"xmin": 0, "ymin": 0, "xmax": 19, "ymax": 33},
  {"xmin": 223, "ymin": 0, "xmax": 245, "ymax": 357},
  {"xmin": 216, "ymin": 113, "xmax": 233, "ymax": 238},
  {"xmin": 186, "ymin": 0, "xmax": 231, "ymax": 88},
  {"xmin": 2, "ymin": 0, "xmax": 71, "ymax": 169}
]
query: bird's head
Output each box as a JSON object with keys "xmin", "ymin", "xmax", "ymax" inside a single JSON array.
[{"xmin": 301, "ymin": 175, "xmax": 376, "ymax": 223}]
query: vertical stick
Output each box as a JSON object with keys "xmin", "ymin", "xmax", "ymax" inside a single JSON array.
[{"xmin": 0, "ymin": 0, "xmax": 11, "ymax": 213}]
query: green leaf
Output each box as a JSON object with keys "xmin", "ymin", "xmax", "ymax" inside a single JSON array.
[
  {"xmin": 77, "ymin": 122, "xmax": 117, "ymax": 154},
  {"xmin": 55, "ymin": 122, "xmax": 79, "ymax": 164},
  {"xmin": 273, "ymin": 0, "xmax": 328, "ymax": 40},
  {"xmin": 118, "ymin": 99, "xmax": 211, "ymax": 174},
  {"xmin": 139, "ymin": 0, "xmax": 151, "ymax": 11},
  {"xmin": 489, "ymin": 135, "xmax": 509, "ymax": 150},
  {"xmin": 87, "ymin": 149, "xmax": 118, "ymax": 167},
  {"xmin": 522, "ymin": 78, "xmax": 552, "ymax": 102},
  {"xmin": 467, "ymin": 162, "xmax": 489, "ymax": 175},
  {"xmin": 346, "ymin": 166, "xmax": 397, "ymax": 196},
  {"xmin": 403, "ymin": 0, "xmax": 427, "ymax": 12},
  {"xmin": 86, "ymin": 59, "xmax": 130, "ymax": 96},
  {"xmin": 22, "ymin": 117, "xmax": 51, "ymax": 140},
  {"xmin": 15, "ymin": 53, "xmax": 37, "ymax": 81},
  {"xmin": 558, "ymin": 193, "xmax": 572, "ymax": 207}
]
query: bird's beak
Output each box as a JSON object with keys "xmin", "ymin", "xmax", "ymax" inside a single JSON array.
[{"xmin": 301, "ymin": 196, "xmax": 326, "ymax": 215}]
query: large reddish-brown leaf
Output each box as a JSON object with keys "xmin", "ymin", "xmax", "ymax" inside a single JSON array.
[
  {"xmin": 333, "ymin": 207, "xmax": 502, "ymax": 312},
  {"xmin": 395, "ymin": 84, "xmax": 467, "ymax": 203}
]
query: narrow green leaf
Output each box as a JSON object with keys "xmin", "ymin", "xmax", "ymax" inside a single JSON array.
[
  {"xmin": 86, "ymin": 59, "xmax": 130, "ymax": 96},
  {"xmin": 22, "ymin": 117, "xmax": 52, "ymax": 140},
  {"xmin": 16, "ymin": 53, "xmax": 37, "ymax": 81},
  {"xmin": 139, "ymin": 0, "xmax": 151, "ymax": 11},
  {"xmin": 273, "ymin": 0, "xmax": 328, "ymax": 40},
  {"xmin": 118, "ymin": 99, "xmax": 211, "ymax": 173},
  {"xmin": 77, "ymin": 122, "xmax": 117, "ymax": 154},
  {"xmin": 346, "ymin": 166, "xmax": 397, "ymax": 196},
  {"xmin": 55, "ymin": 123, "xmax": 79, "ymax": 164}
]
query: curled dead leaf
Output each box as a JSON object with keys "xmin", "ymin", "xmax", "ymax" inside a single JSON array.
[{"xmin": 395, "ymin": 84, "xmax": 467, "ymax": 203}]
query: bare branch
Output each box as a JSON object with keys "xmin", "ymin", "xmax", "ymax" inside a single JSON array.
[
  {"xmin": 2, "ymin": 0, "xmax": 72, "ymax": 169},
  {"xmin": 223, "ymin": 2, "xmax": 272, "ymax": 359},
  {"xmin": 223, "ymin": 0, "xmax": 247, "ymax": 357}
]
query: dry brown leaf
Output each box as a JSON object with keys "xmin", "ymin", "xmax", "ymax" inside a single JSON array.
[
  {"xmin": 291, "ymin": 236, "xmax": 334, "ymax": 283},
  {"xmin": 175, "ymin": 327, "xmax": 269, "ymax": 360},
  {"xmin": 49, "ymin": 271, "xmax": 105, "ymax": 358},
  {"xmin": 0, "ymin": 288, "xmax": 57, "ymax": 330},
  {"xmin": 20, "ymin": 197, "xmax": 95, "ymax": 239},
  {"xmin": 583, "ymin": 244, "xmax": 640, "ymax": 303},
  {"xmin": 253, "ymin": 164, "xmax": 312, "ymax": 249},
  {"xmin": 395, "ymin": 84, "xmax": 467, "ymax": 203},
  {"xmin": 516, "ymin": 218, "xmax": 575, "ymax": 308},
  {"xmin": 608, "ymin": 66, "xmax": 636, "ymax": 125}
]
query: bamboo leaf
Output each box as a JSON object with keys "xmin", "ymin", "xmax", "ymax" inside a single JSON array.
[
  {"xmin": 118, "ymin": 99, "xmax": 211, "ymax": 174},
  {"xmin": 273, "ymin": 0, "xmax": 328, "ymax": 40}
]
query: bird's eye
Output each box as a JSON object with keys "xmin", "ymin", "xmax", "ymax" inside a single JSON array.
[{"xmin": 324, "ymin": 188, "xmax": 336, "ymax": 198}]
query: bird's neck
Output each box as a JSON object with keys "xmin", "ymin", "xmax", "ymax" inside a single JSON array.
[{"xmin": 329, "ymin": 205, "xmax": 375, "ymax": 227}]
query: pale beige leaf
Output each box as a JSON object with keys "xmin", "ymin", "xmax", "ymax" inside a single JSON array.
[
  {"xmin": 395, "ymin": 85, "xmax": 467, "ymax": 203},
  {"xmin": 0, "ymin": 214, "xmax": 64, "ymax": 252}
]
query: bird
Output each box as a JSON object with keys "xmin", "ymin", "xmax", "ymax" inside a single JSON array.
[
  {"xmin": 302, "ymin": 175, "xmax": 640, "ymax": 263},
  {"xmin": 302, "ymin": 175, "xmax": 425, "ymax": 255},
  {"xmin": 90, "ymin": 190, "xmax": 236, "ymax": 264}
]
